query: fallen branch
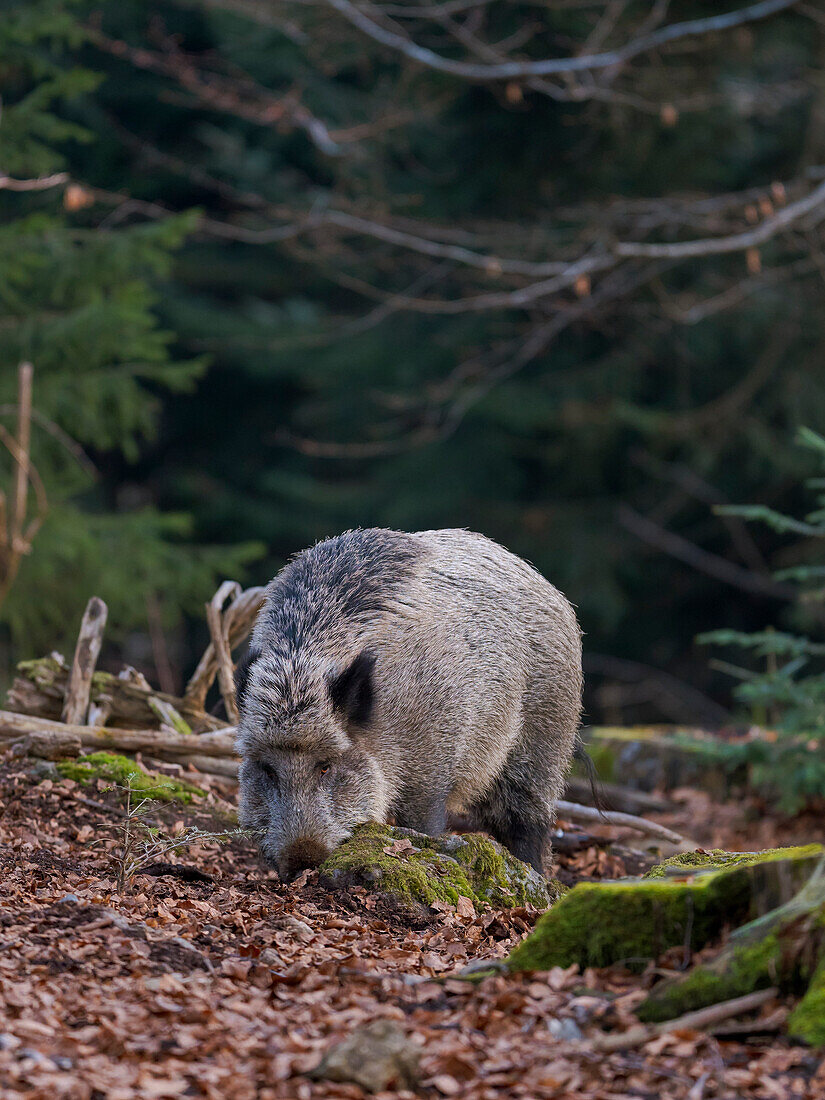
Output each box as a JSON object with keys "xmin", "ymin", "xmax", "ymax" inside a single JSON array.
[
  {"xmin": 166, "ymin": 754, "xmax": 240, "ymax": 779},
  {"xmin": 563, "ymin": 778, "xmax": 673, "ymax": 816},
  {"xmin": 0, "ymin": 709, "xmax": 236, "ymax": 758},
  {"xmin": 205, "ymin": 580, "xmax": 243, "ymax": 724},
  {"xmin": 555, "ymin": 800, "xmax": 689, "ymax": 846},
  {"xmin": 8, "ymin": 655, "xmax": 228, "ymax": 732},
  {"xmin": 591, "ymin": 987, "xmax": 778, "ymax": 1051}
]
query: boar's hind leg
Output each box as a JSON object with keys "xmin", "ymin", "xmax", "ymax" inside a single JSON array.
[{"xmin": 465, "ymin": 772, "xmax": 550, "ymax": 874}]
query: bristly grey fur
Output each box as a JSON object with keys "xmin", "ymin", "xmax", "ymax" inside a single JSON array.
[{"xmin": 236, "ymin": 527, "xmax": 582, "ymax": 880}]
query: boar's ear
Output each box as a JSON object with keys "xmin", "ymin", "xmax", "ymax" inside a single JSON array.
[
  {"xmin": 328, "ymin": 650, "xmax": 375, "ymax": 727},
  {"xmin": 234, "ymin": 646, "xmax": 261, "ymax": 714}
]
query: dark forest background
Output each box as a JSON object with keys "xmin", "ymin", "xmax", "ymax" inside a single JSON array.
[{"xmin": 2, "ymin": 0, "xmax": 825, "ymax": 727}]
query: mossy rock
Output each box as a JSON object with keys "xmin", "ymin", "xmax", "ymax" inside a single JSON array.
[
  {"xmin": 639, "ymin": 858, "xmax": 825, "ymax": 1043},
  {"xmin": 56, "ymin": 752, "xmax": 204, "ymax": 803},
  {"xmin": 507, "ymin": 845, "xmax": 825, "ymax": 974},
  {"xmin": 789, "ymin": 960, "xmax": 825, "ymax": 1047},
  {"xmin": 582, "ymin": 726, "xmax": 748, "ymax": 798},
  {"xmin": 319, "ymin": 822, "xmax": 560, "ymax": 913}
]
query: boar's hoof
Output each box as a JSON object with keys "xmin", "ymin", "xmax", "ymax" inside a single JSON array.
[{"xmin": 279, "ymin": 838, "xmax": 331, "ymax": 881}]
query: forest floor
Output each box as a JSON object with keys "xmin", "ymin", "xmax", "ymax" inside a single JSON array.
[{"xmin": 0, "ymin": 758, "xmax": 823, "ymax": 1099}]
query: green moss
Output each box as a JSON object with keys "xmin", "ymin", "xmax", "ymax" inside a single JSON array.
[
  {"xmin": 507, "ymin": 847, "xmax": 825, "ymax": 974},
  {"xmin": 640, "ymin": 861, "xmax": 825, "ymax": 1026},
  {"xmin": 789, "ymin": 961, "xmax": 825, "ymax": 1046},
  {"xmin": 645, "ymin": 845, "xmax": 825, "ymax": 879},
  {"xmin": 56, "ymin": 752, "xmax": 204, "ymax": 803},
  {"xmin": 319, "ymin": 823, "xmax": 559, "ymax": 911},
  {"xmin": 638, "ymin": 931, "xmax": 784, "ymax": 1022}
]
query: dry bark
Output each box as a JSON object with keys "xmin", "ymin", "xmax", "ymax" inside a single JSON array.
[
  {"xmin": 62, "ymin": 597, "xmax": 108, "ymax": 725},
  {"xmin": 184, "ymin": 585, "xmax": 265, "ymax": 711},
  {"xmin": 592, "ymin": 988, "xmax": 778, "ymax": 1051},
  {"xmin": 204, "ymin": 581, "xmax": 243, "ymax": 724}
]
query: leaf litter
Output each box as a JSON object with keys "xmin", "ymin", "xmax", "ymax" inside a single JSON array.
[{"xmin": 0, "ymin": 756, "xmax": 823, "ymax": 1098}]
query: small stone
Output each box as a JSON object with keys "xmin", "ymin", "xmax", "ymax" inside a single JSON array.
[
  {"xmin": 309, "ymin": 1019, "xmax": 421, "ymax": 1093},
  {"xmin": 547, "ymin": 1016, "xmax": 583, "ymax": 1041},
  {"xmin": 29, "ymin": 760, "xmax": 58, "ymax": 780},
  {"xmin": 258, "ymin": 947, "xmax": 283, "ymax": 967},
  {"xmin": 281, "ymin": 916, "xmax": 314, "ymax": 941}
]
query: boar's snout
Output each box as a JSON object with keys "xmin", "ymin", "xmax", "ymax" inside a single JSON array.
[{"xmin": 278, "ymin": 837, "xmax": 331, "ymax": 882}]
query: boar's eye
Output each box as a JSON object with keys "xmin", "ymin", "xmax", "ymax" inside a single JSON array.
[
  {"xmin": 260, "ymin": 762, "xmax": 280, "ymax": 788},
  {"xmin": 316, "ymin": 761, "xmax": 331, "ymax": 777}
]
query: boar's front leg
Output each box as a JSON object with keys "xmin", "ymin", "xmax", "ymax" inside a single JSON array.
[
  {"xmin": 394, "ymin": 789, "xmax": 448, "ymax": 837},
  {"xmin": 465, "ymin": 771, "xmax": 550, "ymax": 874}
]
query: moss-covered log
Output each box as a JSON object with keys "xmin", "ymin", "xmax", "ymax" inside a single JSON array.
[
  {"xmin": 7, "ymin": 655, "xmax": 228, "ymax": 733},
  {"xmin": 639, "ymin": 858, "xmax": 825, "ymax": 1047},
  {"xmin": 506, "ymin": 845, "xmax": 824, "ymax": 973},
  {"xmin": 319, "ymin": 822, "xmax": 560, "ymax": 913},
  {"xmin": 581, "ymin": 726, "xmax": 749, "ymax": 798},
  {"xmin": 55, "ymin": 751, "xmax": 205, "ymax": 803}
]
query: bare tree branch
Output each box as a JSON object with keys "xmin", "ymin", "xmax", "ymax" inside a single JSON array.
[
  {"xmin": 0, "ymin": 172, "xmax": 69, "ymax": 192},
  {"xmin": 616, "ymin": 178, "xmax": 825, "ymax": 259},
  {"xmin": 89, "ymin": 30, "xmax": 346, "ymax": 156},
  {"xmin": 617, "ymin": 505, "xmax": 796, "ymax": 600},
  {"xmin": 322, "ymin": 0, "xmax": 800, "ymax": 82}
]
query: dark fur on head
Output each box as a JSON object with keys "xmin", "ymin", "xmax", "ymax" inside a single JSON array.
[{"xmin": 328, "ymin": 650, "xmax": 375, "ymax": 726}]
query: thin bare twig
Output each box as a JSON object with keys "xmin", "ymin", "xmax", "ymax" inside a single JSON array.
[
  {"xmin": 0, "ymin": 172, "xmax": 70, "ymax": 191},
  {"xmin": 592, "ymin": 987, "xmax": 778, "ymax": 1051},
  {"xmin": 617, "ymin": 506, "xmax": 796, "ymax": 600},
  {"xmin": 205, "ymin": 581, "xmax": 244, "ymax": 724},
  {"xmin": 555, "ymin": 799, "xmax": 690, "ymax": 845}
]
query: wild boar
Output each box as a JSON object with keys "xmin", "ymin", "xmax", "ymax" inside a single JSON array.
[{"xmin": 235, "ymin": 528, "xmax": 582, "ymax": 880}]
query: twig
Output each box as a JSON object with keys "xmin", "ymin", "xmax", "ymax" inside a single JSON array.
[
  {"xmin": 583, "ymin": 653, "xmax": 729, "ymax": 727},
  {"xmin": 554, "ymin": 800, "xmax": 689, "ymax": 845},
  {"xmin": 563, "ymin": 777, "xmax": 673, "ymax": 816},
  {"xmin": 11, "ymin": 363, "xmax": 32, "ymax": 555},
  {"xmin": 62, "ymin": 597, "xmax": 108, "ymax": 725},
  {"xmin": 0, "ymin": 364, "xmax": 48, "ymax": 612},
  {"xmin": 146, "ymin": 591, "xmax": 177, "ymax": 695},
  {"xmin": 0, "ymin": 172, "xmax": 69, "ymax": 192},
  {"xmin": 204, "ymin": 581, "xmax": 243, "ymax": 724},
  {"xmin": 591, "ymin": 987, "xmax": 778, "ymax": 1051}
]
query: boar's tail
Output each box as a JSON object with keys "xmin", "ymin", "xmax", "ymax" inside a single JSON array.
[{"xmin": 572, "ymin": 737, "xmax": 607, "ymax": 815}]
